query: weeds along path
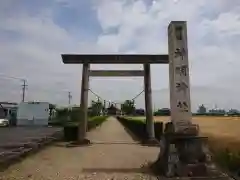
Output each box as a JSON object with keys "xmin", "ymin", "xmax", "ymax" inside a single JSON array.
[{"xmin": 0, "ymin": 117, "xmax": 159, "ymax": 180}]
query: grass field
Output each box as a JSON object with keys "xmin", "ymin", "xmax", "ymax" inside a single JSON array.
[{"xmin": 130, "ymin": 116, "xmax": 240, "ymax": 152}]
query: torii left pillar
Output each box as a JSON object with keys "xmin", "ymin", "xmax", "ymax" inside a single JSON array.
[
  {"xmin": 144, "ymin": 63, "xmax": 155, "ymax": 142},
  {"xmin": 78, "ymin": 63, "xmax": 90, "ymax": 144}
]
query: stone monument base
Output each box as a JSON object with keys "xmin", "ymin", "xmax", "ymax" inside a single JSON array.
[{"xmin": 151, "ymin": 122, "xmax": 229, "ymax": 178}]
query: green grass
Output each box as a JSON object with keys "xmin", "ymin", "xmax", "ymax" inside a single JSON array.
[
  {"xmin": 117, "ymin": 116, "xmax": 163, "ymax": 141},
  {"xmin": 89, "ymin": 116, "xmax": 108, "ymax": 121},
  {"xmin": 65, "ymin": 116, "xmax": 108, "ymax": 126},
  {"xmin": 49, "ymin": 115, "xmax": 108, "ymax": 127},
  {"xmin": 88, "ymin": 116, "xmax": 108, "ymax": 130},
  {"xmin": 125, "ymin": 116, "xmax": 145, "ymax": 121}
]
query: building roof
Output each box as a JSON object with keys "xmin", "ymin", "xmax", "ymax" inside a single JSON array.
[{"xmin": 0, "ymin": 102, "xmax": 18, "ymax": 109}]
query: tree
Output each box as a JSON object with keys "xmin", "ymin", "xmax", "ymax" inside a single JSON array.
[
  {"xmin": 197, "ymin": 104, "xmax": 207, "ymax": 114},
  {"xmin": 228, "ymin": 109, "xmax": 240, "ymax": 116},
  {"xmin": 107, "ymin": 104, "xmax": 118, "ymax": 115},
  {"xmin": 49, "ymin": 103, "xmax": 56, "ymax": 119},
  {"xmin": 209, "ymin": 108, "xmax": 226, "ymax": 116},
  {"xmin": 90, "ymin": 99, "xmax": 103, "ymax": 116},
  {"xmin": 121, "ymin": 100, "xmax": 136, "ymax": 115},
  {"xmin": 56, "ymin": 107, "xmax": 70, "ymax": 117},
  {"xmin": 54, "ymin": 107, "xmax": 71, "ymax": 125}
]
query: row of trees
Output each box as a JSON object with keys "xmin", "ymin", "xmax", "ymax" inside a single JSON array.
[
  {"xmin": 121, "ymin": 100, "xmax": 135, "ymax": 115},
  {"xmin": 52, "ymin": 101, "xmax": 240, "ymax": 119},
  {"xmin": 51, "ymin": 98, "xmax": 166, "ymax": 118}
]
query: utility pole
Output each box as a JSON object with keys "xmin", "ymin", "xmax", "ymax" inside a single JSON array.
[
  {"xmin": 68, "ymin": 92, "xmax": 72, "ymax": 105},
  {"xmin": 22, "ymin": 80, "xmax": 27, "ymax": 102},
  {"xmin": 103, "ymin": 100, "xmax": 106, "ymax": 115}
]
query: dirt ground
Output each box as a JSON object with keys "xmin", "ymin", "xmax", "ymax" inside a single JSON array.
[
  {"xmin": 0, "ymin": 117, "xmax": 159, "ymax": 180},
  {"xmin": 153, "ymin": 116, "xmax": 240, "ymax": 152}
]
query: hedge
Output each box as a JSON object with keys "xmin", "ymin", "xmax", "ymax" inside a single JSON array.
[
  {"xmin": 116, "ymin": 116, "xmax": 163, "ymax": 142},
  {"xmin": 64, "ymin": 116, "xmax": 108, "ymax": 141}
]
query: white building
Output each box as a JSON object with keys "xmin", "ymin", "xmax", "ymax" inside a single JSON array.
[{"xmin": 17, "ymin": 102, "xmax": 50, "ymax": 126}]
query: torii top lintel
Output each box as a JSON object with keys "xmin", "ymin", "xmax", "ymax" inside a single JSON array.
[{"xmin": 61, "ymin": 54, "xmax": 169, "ymax": 64}]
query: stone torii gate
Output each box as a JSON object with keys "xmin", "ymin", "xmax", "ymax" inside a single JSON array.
[{"xmin": 61, "ymin": 21, "xmax": 192, "ymax": 144}]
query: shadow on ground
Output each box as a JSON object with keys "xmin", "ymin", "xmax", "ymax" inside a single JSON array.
[
  {"xmin": 53, "ymin": 141, "xmax": 159, "ymax": 149},
  {"xmin": 82, "ymin": 164, "xmax": 154, "ymax": 175}
]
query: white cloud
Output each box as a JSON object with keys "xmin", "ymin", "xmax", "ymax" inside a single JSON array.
[
  {"xmin": 1, "ymin": 0, "xmax": 240, "ymax": 110},
  {"xmin": 93, "ymin": 0, "xmax": 240, "ymax": 109},
  {"xmin": 97, "ymin": 0, "xmax": 123, "ymax": 30}
]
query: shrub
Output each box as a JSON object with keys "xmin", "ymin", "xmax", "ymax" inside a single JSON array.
[
  {"xmin": 116, "ymin": 116, "xmax": 163, "ymax": 141},
  {"xmin": 63, "ymin": 116, "xmax": 108, "ymax": 141},
  {"xmin": 214, "ymin": 149, "xmax": 240, "ymax": 173},
  {"xmin": 88, "ymin": 116, "xmax": 108, "ymax": 131}
]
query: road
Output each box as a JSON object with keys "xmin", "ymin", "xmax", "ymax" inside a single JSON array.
[
  {"xmin": 0, "ymin": 117, "xmax": 159, "ymax": 180},
  {"xmin": 0, "ymin": 127, "xmax": 62, "ymax": 152}
]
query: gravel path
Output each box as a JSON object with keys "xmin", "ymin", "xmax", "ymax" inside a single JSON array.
[{"xmin": 0, "ymin": 117, "xmax": 159, "ymax": 180}]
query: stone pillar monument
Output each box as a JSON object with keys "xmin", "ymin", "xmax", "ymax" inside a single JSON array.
[
  {"xmin": 168, "ymin": 21, "xmax": 193, "ymax": 133},
  {"xmin": 153, "ymin": 21, "xmax": 210, "ymax": 177}
]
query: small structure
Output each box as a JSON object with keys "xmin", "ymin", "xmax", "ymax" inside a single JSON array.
[
  {"xmin": 17, "ymin": 102, "xmax": 50, "ymax": 126},
  {"xmin": 107, "ymin": 104, "xmax": 120, "ymax": 115},
  {"xmin": 135, "ymin": 108, "xmax": 145, "ymax": 116},
  {"xmin": 0, "ymin": 102, "xmax": 18, "ymax": 126},
  {"xmin": 0, "ymin": 102, "xmax": 18, "ymax": 117},
  {"xmin": 154, "ymin": 108, "xmax": 170, "ymax": 116},
  {"xmin": 228, "ymin": 109, "xmax": 240, "ymax": 116}
]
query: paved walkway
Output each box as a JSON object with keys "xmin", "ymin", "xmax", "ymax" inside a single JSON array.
[{"xmin": 0, "ymin": 117, "xmax": 159, "ymax": 180}]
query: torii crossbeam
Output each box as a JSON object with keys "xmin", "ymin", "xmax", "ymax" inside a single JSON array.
[{"xmin": 61, "ymin": 54, "xmax": 169, "ymax": 64}]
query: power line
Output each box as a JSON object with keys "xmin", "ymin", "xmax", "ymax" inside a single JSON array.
[
  {"xmin": 131, "ymin": 90, "xmax": 144, "ymax": 101},
  {"xmin": 88, "ymin": 88, "xmax": 145, "ymax": 106},
  {"xmin": 0, "ymin": 74, "xmax": 27, "ymax": 102},
  {"xmin": 0, "ymin": 74, "xmax": 72, "ymax": 103},
  {"xmin": 88, "ymin": 89, "xmax": 105, "ymax": 102},
  {"xmin": 0, "ymin": 73, "xmax": 144, "ymax": 106},
  {"xmin": 0, "ymin": 74, "xmax": 25, "ymax": 81},
  {"xmin": 26, "ymin": 86, "xmax": 70, "ymax": 94}
]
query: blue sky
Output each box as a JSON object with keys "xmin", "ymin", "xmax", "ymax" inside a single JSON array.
[{"xmin": 1, "ymin": 0, "xmax": 240, "ymax": 111}]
